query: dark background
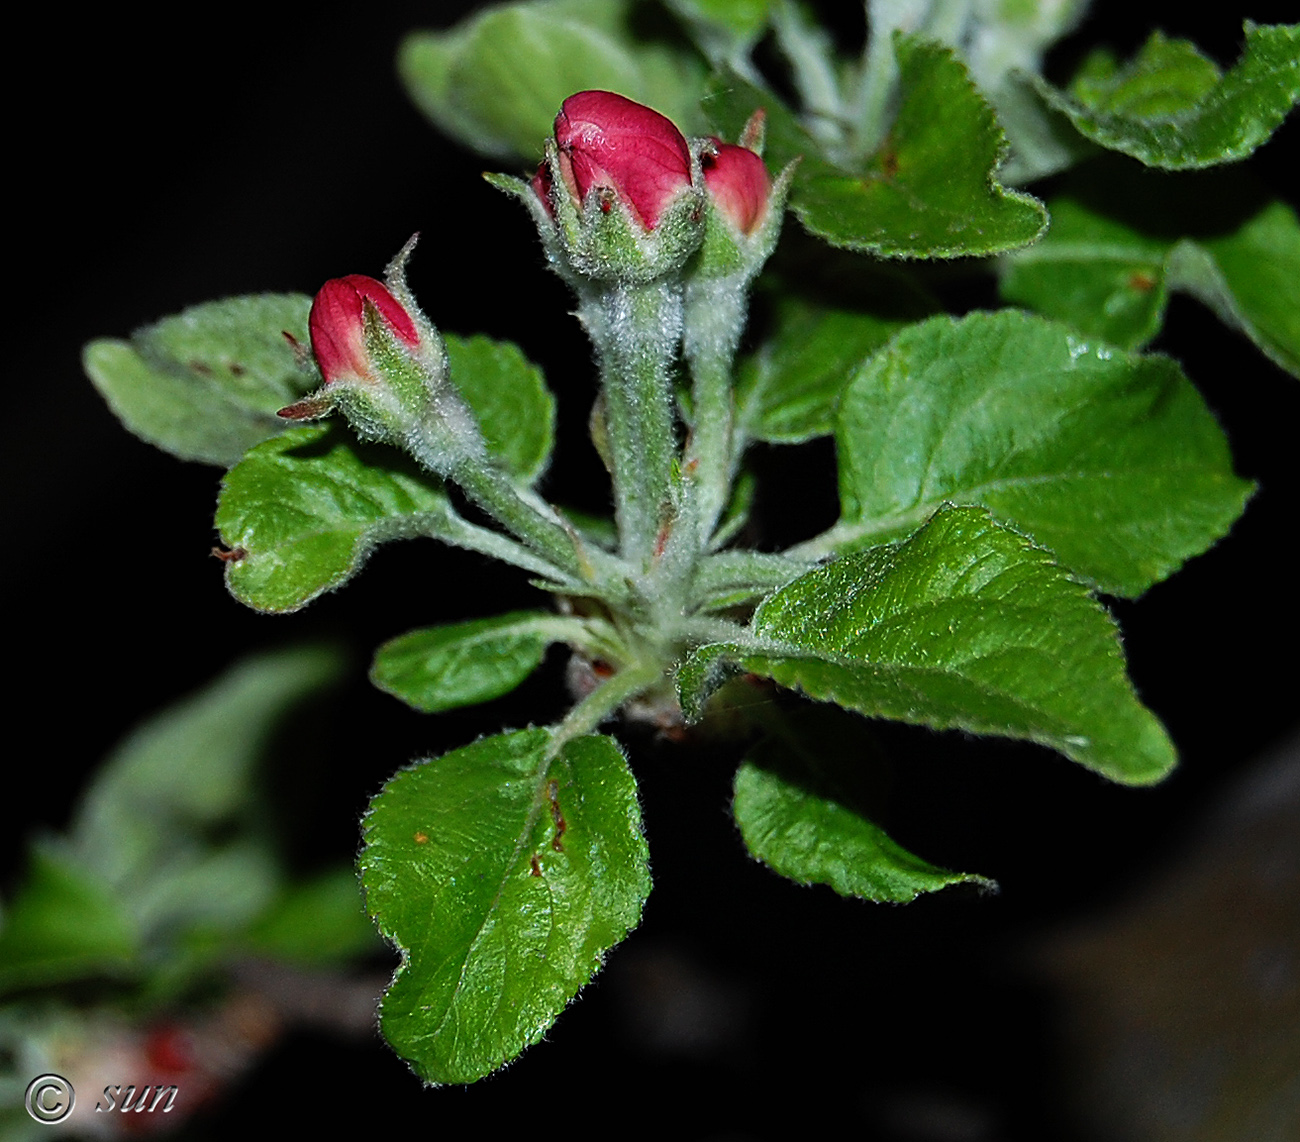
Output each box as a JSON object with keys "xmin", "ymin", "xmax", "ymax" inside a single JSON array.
[{"xmin": 7, "ymin": 3, "xmax": 1297, "ymax": 1138}]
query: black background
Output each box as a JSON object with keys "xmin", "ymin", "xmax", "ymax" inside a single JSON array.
[{"xmin": 6, "ymin": 3, "xmax": 1297, "ymax": 1138}]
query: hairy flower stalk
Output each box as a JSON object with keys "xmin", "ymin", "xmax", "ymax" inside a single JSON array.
[
  {"xmin": 291, "ymin": 244, "xmax": 611, "ymax": 590},
  {"xmin": 501, "ymin": 92, "xmax": 707, "ymax": 577},
  {"xmin": 681, "ymin": 114, "xmax": 793, "ymax": 552},
  {"xmin": 487, "ymin": 92, "xmax": 795, "ymax": 655}
]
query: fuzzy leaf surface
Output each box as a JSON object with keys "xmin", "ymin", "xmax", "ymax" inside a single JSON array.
[
  {"xmin": 84, "ymin": 294, "xmax": 317, "ymax": 466},
  {"xmin": 734, "ymin": 707, "xmax": 991, "ymax": 902},
  {"xmin": 708, "ymin": 35, "xmax": 1047, "ymax": 257},
  {"xmin": 1167, "ymin": 201, "xmax": 1300, "ymax": 378},
  {"xmin": 735, "ymin": 298, "xmax": 905, "ymax": 443},
  {"xmin": 361, "ymin": 730, "xmax": 649, "ymax": 1084},
  {"xmin": 1034, "ymin": 23, "xmax": 1300, "ymax": 169},
  {"xmin": 371, "ymin": 612, "xmax": 567, "ymax": 713},
  {"xmin": 829, "ymin": 310, "xmax": 1251, "ymax": 596},
  {"xmin": 400, "ymin": 0, "xmax": 707, "ymax": 162},
  {"xmin": 1002, "ymin": 195, "xmax": 1300, "ymax": 377},
  {"xmin": 216, "ymin": 424, "xmax": 453, "ymax": 613},
  {"xmin": 681, "ymin": 506, "xmax": 1175, "ymax": 784},
  {"xmin": 445, "ymin": 334, "xmax": 555, "ymax": 483}
]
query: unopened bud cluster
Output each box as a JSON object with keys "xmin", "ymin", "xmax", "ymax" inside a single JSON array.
[{"xmin": 501, "ymin": 90, "xmax": 790, "ymax": 290}]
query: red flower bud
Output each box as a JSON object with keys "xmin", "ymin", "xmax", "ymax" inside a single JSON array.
[
  {"xmin": 701, "ymin": 139, "xmax": 772, "ymax": 236},
  {"xmin": 553, "ymin": 90, "xmax": 693, "ymax": 231},
  {"xmin": 308, "ymin": 275, "xmax": 420, "ymax": 385}
]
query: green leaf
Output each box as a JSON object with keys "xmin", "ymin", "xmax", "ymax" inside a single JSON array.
[
  {"xmin": 664, "ymin": 0, "xmax": 771, "ymax": 62},
  {"xmin": 371, "ymin": 612, "xmax": 564, "ymax": 713},
  {"xmin": 734, "ymin": 707, "xmax": 991, "ymax": 902},
  {"xmin": 1001, "ymin": 193, "xmax": 1300, "ymax": 378},
  {"xmin": 708, "ymin": 35, "xmax": 1047, "ymax": 258},
  {"xmin": 1168, "ymin": 201, "xmax": 1300, "ymax": 379},
  {"xmin": 216, "ymin": 424, "xmax": 452, "ymax": 613},
  {"xmin": 1034, "ymin": 23, "xmax": 1300, "ymax": 169},
  {"xmin": 666, "ymin": 0, "xmax": 770, "ymax": 40},
  {"xmin": 680, "ymin": 505, "xmax": 1176, "ymax": 784},
  {"xmin": 445, "ymin": 334, "xmax": 554, "ymax": 483},
  {"xmin": 360, "ymin": 729, "xmax": 650, "ymax": 1084},
  {"xmin": 399, "ymin": 0, "xmax": 708, "ymax": 162},
  {"xmin": 0, "ymin": 846, "xmax": 138, "ymax": 992},
  {"xmin": 242, "ymin": 867, "xmax": 382, "ymax": 965},
  {"xmin": 998, "ymin": 196, "xmax": 1169, "ymax": 350},
  {"xmin": 84, "ymin": 294, "xmax": 317, "ymax": 466},
  {"xmin": 69, "ymin": 647, "xmax": 343, "ymax": 937},
  {"xmin": 735, "ymin": 297, "xmax": 905, "ymax": 443},
  {"xmin": 827, "ymin": 310, "xmax": 1251, "ymax": 596}
]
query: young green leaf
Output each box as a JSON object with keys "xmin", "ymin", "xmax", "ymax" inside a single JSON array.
[
  {"xmin": 1001, "ymin": 195, "xmax": 1300, "ymax": 377},
  {"xmin": 1033, "ymin": 23, "xmax": 1300, "ymax": 169},
  {"xmin": 707, "ymin": 35, "xmax": 1047, "ymax": 258},
  {"xmin": 824, "ymin": 310, "xmax": 1251, "ymax": 596},
  {"xmin": 242, "ymin": 867, "xmax": 382, "ymax": 966},
  {"xmin": 445, "ymin": 334, "xmax": 555, "ymax": 484},
  {"xmin": 360, "ymin": 729, "xmax": 650, "ymax": 1084},
  {"xmin": 734, "ymin": 707, "xmax": 991, "ymax": 903},
  {"xmin": 216, "ymin": 424, "xmax": 454, "ymax": 613},
  {"xmin": 664, "ymin": 0, "xmax": 771, "ymax": 62},
  {"xmin": 71, "ymin": 647, "xmax": 344, "ymax": 890},
  {"xmin": 399, "ymin": 0, "xmax": 707, "ymax": 162},
  {"xmin": 681, "ymin": 505, "xmax": 1176, "ymax": 785},
  {"xmin": 735, "ymin": 297, "xmax": 906, "ymax": 444},
  {"xmin": 84, "ymin": 294, "xmax": 317, "ymax": 467},
  {"xmin": 998, "ymin": 196, "xmax": 1170, "ymax": 350},
  {"xmin": 1167, "ymin": 201, "xmax": 1300, "ymax": 379},
  {"xmin": 0, "ymin": 846, "xmax": 139, "ymax": 992},
  {"xmin": 372, "ymin": 612, "xmax": 600, "ymax": 713}
]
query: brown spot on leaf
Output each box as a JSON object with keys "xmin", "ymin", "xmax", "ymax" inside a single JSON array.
[
  {"xmin": 546, "ymin": 779, "xmax": 567, "ymax": 852},
  {"xmin": 413, "ymin": 831, "xmax": 429, "ymax": 844},
  {"xmin": 211, "ymin": 545, "xmax": 247, "ymax": 563}
]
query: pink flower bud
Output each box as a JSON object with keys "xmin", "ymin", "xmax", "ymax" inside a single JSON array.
[
  {"xmin": 553, "ymin": 90, "xmax": 693, "ymax": 231},
  {"xmin": 701, "ymin": 139, "xmax": 772, "ymax": 236},
  {"xmin": 308, "ymin": 275, "xmax": 420, "ymax": 385}
]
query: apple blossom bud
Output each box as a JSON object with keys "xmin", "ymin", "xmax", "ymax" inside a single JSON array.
[
  {"xmin": 278, "ymin": 252, "xmax": 483, "ymax": 475},
  {"xmin": 701, "ymin": 139, "xmax": 772, "ymax": 236},
  {"xmin": 308, "ymin": 275, "xmax": 420, "ymax": 386},
  {"xmin": 552, "ymin": 90, "xmax": 693, "ymax": 232},
  {"xmin": 496, "ymin": 90, "xmax": 706, "ymax": 284}
]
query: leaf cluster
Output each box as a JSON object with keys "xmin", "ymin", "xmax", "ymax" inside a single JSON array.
[{"xmin": 81, "ymin": 0, "xmax": 1297, "ymax": 1086}]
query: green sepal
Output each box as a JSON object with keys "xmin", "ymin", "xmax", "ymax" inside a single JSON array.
[
  {"xmin": 360, "ymin": 729, "xmax": 650, "ymax": 1084},
  {"xmin": 827, "ymin": 310, "xmax": 1252, "ymax": 596},
  {"xmin": 84, "ymin": 293, "xmax": 317, "ymax": 467},
  {"xmin": 680, "ymin": 505, "xmax": 1176, "ymax": 785},
  {"xmin": 1033, "ymin": 22, "xmax": 1300, "ymax": 169}
]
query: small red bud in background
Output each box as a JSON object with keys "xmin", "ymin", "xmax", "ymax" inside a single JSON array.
[
  {"xmin": 701, "ymin": 140, "xmax": 772, "ymax": 236},
  {"xmin": 552, "ymin": 90, "xmax": 693, "ymax": 231},
  {"xmin": 308, "ymin": 275, "xmax": 420, "ymax": 385}
]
